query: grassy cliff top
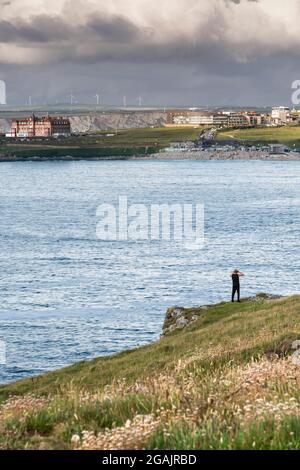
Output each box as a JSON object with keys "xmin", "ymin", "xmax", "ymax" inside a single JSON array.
[
  {"xmin": 1, "ymin": 295, "xmax": 300, "ymax": 450},
  {"xmin": 216, "ymin": 125, "xmax": 300, "ymax": 147}
]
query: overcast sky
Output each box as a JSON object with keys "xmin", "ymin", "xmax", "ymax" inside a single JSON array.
[{"xmin": 0, "ymin": 0, "xmax": 299, "ymax": 106}]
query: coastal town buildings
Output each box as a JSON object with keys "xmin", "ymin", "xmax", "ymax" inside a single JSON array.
[
  {"xmin": 173, "ymin": 111, "xmax": 214, "ymax": 126},
  {"xmin": 244, "ymin": 112, "xmax": 263, "ymax": 126},
  {"xmin": 212, "ymin": 114, "xmax": 229, "ymax": 127},
  {"xmin": 4, "ymin": 107, "xmax": 300, "ymax": 141},
  {"xmin": 167, "ymin": 109, "xmax": 263, "ymax": 128},
  {"xmin": 224, "ymin": 112, "xmax": 248, "ymax": 127},
  {"xmin": 271, "ymin": 107, "xmax": 290, "ymax": 125},
  {"xmin": 8, "ymin": 115, "xmax": 71, "ymax": 138},
  {"xmin": 289, "ymin": 108, "xmax": 300, "ymax": 123}
]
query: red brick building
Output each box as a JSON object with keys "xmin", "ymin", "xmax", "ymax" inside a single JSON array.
[{"xmin": 10, "ymin": 115, "xmax": 71, "ymax": 138}]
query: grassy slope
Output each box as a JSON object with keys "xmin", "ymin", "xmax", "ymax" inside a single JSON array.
[
  {"xmin": 0, "ymin": 127, "xmax": 202, "ymax": 158},
  {"xmin": 1, "ymin": 295, "xmax": 300, "ymax": 449},
  {"xmin": 216, "ymin": 126, "xmax": 300, "ymax": 147}
]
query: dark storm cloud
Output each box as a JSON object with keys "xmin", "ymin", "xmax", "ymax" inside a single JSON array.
[
  {"xmin": 228, "ymin": 0, "xmax": 258, "ymax": 3},
  {"xmin": 0, "ymin": 12, "xmax": 145, "ymax": 45},
  {"xmin": 87, "ymin": 15, "xmax": 141, "ymax": 42},
  {"xmin": 0, "ymin": 15, "xmax": 70, "ymax": 43},
  {"xmin": 0, "ymin": 0, "xmax": 287, "ymax": 63},
  {"xmin": 0, "ymin": 20, "xmax": 173, "ymax": 64},
  {"xmin": 0, "ymin": 0, "xmax": 298, "ymax": 106}
]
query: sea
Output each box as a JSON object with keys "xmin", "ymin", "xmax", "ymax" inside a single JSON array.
[{"xmin": 0, "ymin": 159, "xmax": 300, "ymax": 383}]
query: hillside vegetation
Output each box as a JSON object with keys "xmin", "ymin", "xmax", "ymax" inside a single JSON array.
[
  {"xmin": 1, "ymin": 295, "xmax": 300, "ymax": 450},
  {"xmin": 216, "ymin": 126, "xmax": 300, "ymax": 147},
  {"xmin": 0, "ymin": 127, "xmax": 202, "ymax": 159}
]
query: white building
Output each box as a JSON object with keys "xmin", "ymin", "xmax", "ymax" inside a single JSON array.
[
  {"xmin": 271, "ymin": 107, "xmax": 290, "ymax": 125},
  {"xmin": 174, "ymin": 113, "xmax": 214, "ymax": 126},
  {"xmin": 188, "ymin": 115, "xmax": 214, "ymax": 125},
  {"xmin": 0, "ymin": 80, "xmax": 6, "ymax": 105}
]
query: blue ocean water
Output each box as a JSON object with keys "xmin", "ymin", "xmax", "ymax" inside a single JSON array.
[{"xmin": 0, "ymin": 159, "xmax": 300, "ymax": 383}]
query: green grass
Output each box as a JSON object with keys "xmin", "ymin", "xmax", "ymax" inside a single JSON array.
[
  {"xmin": 0, "ymin": 146, "xmax": 159, "ymax": 159},
  {"xmin": 0, "ymin": 127, "xmax": 202, "ymax": 158},
  {"xmin": 148, "ymin": 416, "xmax": 300, "ymax": 450},
  {"xmin": 1, "ymin": 295, "xmax": 300, "ymax": 449},
  {"xmin": 216, "ymin": 125, "xmax": 300, "ymax": 147},
  {"xmin": 87, "ymin": 127, "xmax": 202, "ymax": 147}
]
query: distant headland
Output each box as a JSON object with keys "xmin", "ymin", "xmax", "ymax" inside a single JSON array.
[{"xmin": 1, "ymin": 107, "xmax": 300, "ymax": 161}]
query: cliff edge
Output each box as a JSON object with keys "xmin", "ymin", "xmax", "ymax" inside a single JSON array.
[{"xmin": 0, "ymin": 294, "xmax": 300, "ymax": 450}]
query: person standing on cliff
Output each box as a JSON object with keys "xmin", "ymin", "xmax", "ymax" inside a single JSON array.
[{"xmin": 231, "ymin": 269, "xmax": 244, "ymax": 302}]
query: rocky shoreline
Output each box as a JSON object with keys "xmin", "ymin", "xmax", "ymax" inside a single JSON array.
[
  {"xmin": 1, "ymin": 150, "xmax": 300, "ymax": 162},
  {"xmin": 149, "ymin": 150, "xmax": 300, "ymax": 161}
]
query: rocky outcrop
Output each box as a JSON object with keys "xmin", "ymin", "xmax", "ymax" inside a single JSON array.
[
  {"xmin": 162, "ymin": 305, "xmax": 208, "ymax": 336},
  {"xmin": 0, "ymin": 118, "xmax": 9, "ymax": 133},
  {"xmin": 253, "ymin": 293, "xmax": 283, "ymax": 301},
  {"xmin": 265, "ymin": 338, "xmax": 300, "ymax": 364},
  {"xmin": 69, "ymin": 111, "xmax": 167, "ymax": 133},
  {"xmin": 291, "ymin": 341, "xmax": 300, "ymax": 365}
]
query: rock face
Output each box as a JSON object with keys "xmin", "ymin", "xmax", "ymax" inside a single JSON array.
[
  {"xmin": 292, "ymin": 340, "xmax": 300, "ymax": 350},
  {"xmin": 291, "ymin": 341, "xmax": 300, "ymax": 365},
  {"xmin": 69, "ymin": 112, "xmax": 167, "ymax": 133},
  {"xmin": 162, "ymin": 305, "xmax": 208, "ymax": 336},
  {"xmin": 263, "ymin": 335, "xmax": 300, "ymax": 363},
  {"xmin": 0, "ymin": 118, "xmax": 9, "ymax": 133},
  {"xmin": 291, "ymin": 350, "xmax": 300, "ymax": 365},
  {"xmin": 254, "ymin": 293, "xmax": 283, "ymax": 301}
]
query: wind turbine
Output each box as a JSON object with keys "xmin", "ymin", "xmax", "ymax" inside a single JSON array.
[
  {"xmin": 95, "ymin": 94, "xmax": 100, "ymax": 106},
  {"xmin": 70, "ymin": 93, "xmax": 75, "ymax": 105}
]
